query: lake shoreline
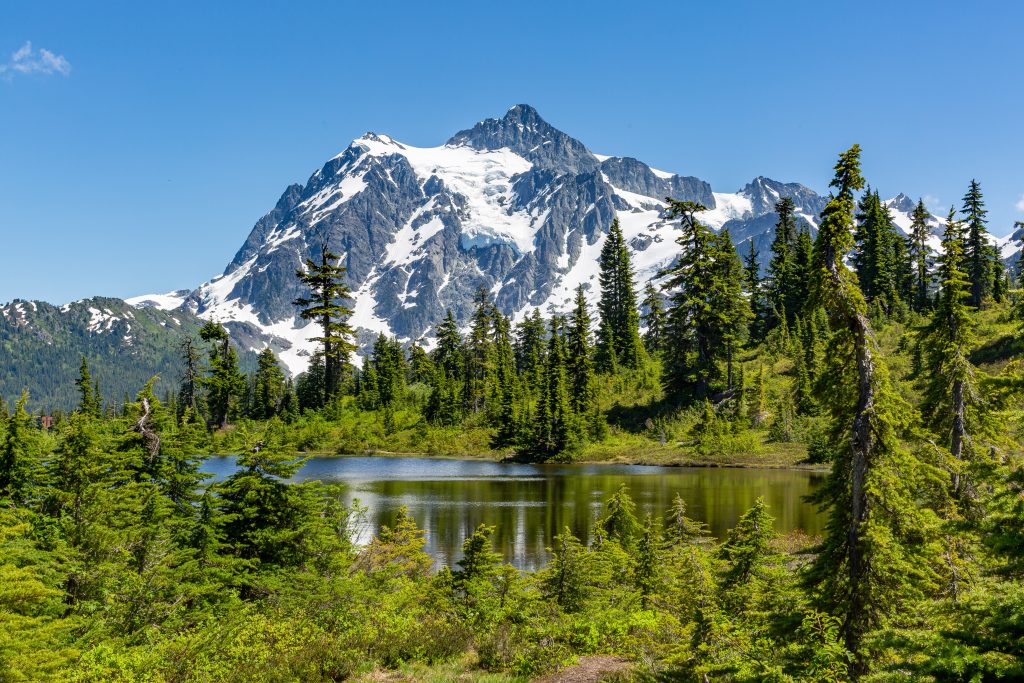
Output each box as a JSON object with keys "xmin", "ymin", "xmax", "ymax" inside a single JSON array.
[{"xmin": 207, "ymin": 448, "xmax": 830, "ymax": 472}]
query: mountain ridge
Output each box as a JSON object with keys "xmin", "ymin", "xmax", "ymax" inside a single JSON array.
[{"xmin": 6, "ymin": 104, "xmax": 1015, "ymax": 408}]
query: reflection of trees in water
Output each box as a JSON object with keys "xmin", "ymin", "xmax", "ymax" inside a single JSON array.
[{"xmin": 351, "ymin": 469, "xmax": 824, "ymax": 571}]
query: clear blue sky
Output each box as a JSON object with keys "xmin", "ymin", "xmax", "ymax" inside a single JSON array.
[{"xmin": 2, "ymin": 0, "xmax": 1022, "ymax": 304}]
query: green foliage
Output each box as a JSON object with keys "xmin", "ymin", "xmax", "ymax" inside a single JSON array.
[
  {"xmin": 595, "ymin": 218, "xmax": 644, "ymax": 371},
  {"xmin": 662, "ymin": 201, "xmax": 751, "ymax": 404},
  {"xmin": 293, "ymin": 240, "xmax": 357, "ymax": 401}
]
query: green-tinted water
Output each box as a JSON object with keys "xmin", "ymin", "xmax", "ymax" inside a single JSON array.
[{"xmin": 202, "ymin": 456, "xmax": 824, "ymax": 570}]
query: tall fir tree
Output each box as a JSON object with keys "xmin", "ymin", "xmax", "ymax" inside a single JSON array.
[
  {"xmin": 595, "ymin": 219, "xmax": 643, "ymax": 371},
  {"xmin": 767, "ymin": 197, "xmax": 800, "ymax": 328},
  {"xmin": 908, "ymin": 198, "xmax": 934, "ymax": 312},
  {"xmin": 433, "ymin": 309, "xmax": 464, "ymax": 384},
  {"xmin": 296, "ymin": 353, "xmax": 326, "ymax": 412},
  {"xmin": 742, "ymin": 239, "xmax": 764, "ymax": 342},
  {"xmin": 294, "ymin": 240, "xmax": 356, "ymax": 402},
  {"xmin": 514, "ymin": 308, "xmax": 547, "ymax": 394},
  {"xmin": 0, "ymin": 392, "xmax": 39, "ymax": 503},
  {"xmin": 198, "ymin": 322, "xmax": 246, "ymax": 429},
  {"xmin": 565, "ymin": 286, "xmax": 596, "ymax": 419},
  {"xmin": 408, "ymin": 343, "xmax": 434, "ymax": 384},
  {"xmin": 806, "ymin": 145, "xmax": 942, "ymax": 674},
  {"xmin": 961, "ymin": 179, "xmax": 991, "ymax": 307},
  {"xmin": 250, "ymin": 348, "xmax": 286, "ymax": 420},
  {"xmin": 177, "ymin": 335, "xmax": 203, "ymax": 421},
  {"xmin": 463, "ymin": 287, "xmax": 495, "ymax": 414},
  {"xmin": 75, "ymin": 357, "xmax": 100, "ymax": 417},
  {"xmin": 793, "ymin": 224, "xmax": 815, "ymax": 308},
  {"xmin": 661, "ymin": 201, "xmax": 751, "ymax": 402},
  {"xmin": 853, "ymin": 190, "xmax": 903, "ymax": 313},
  {"xmin": 919, "ymin": 207, "xmax": 991, "ymax": 503},
  {"xmin": 490, "ymin": 308, "xmax": 519, "ymax": 446},
  {"xmin": 531, "ymin": 317, "xmax": 579, "ymax": 459}
]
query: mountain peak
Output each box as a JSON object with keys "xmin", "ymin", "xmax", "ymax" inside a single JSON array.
[
  {"xmin": 886, "ymin": 193, "xmax": 916, "ymax": 214},
  {"xmin": 447, "ymin": 104, "xmax": 598, "ymax": 175}
]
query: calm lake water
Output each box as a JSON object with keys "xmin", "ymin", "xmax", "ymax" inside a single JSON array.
[{"xmin": 201, "ymin": 455, "xmax": 825, "ymax": 571}]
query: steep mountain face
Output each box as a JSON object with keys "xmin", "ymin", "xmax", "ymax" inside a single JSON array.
[{"xmin": 162, "ymin": 105, "xmax": 849, "ymax": 376}]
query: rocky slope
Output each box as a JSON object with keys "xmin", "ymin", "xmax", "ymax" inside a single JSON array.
[{"xmin": 157, "ymin": 105, "xmax": 848, "ymax": 375}]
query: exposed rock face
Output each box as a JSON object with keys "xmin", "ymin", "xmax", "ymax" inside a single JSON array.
[{"xmin": 133, "ymin": 105, "xmax": 941, "ymax": 375}]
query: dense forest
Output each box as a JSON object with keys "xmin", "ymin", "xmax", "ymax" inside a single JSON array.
[{"xmin": 2, "ymin": 146, "xmax": 1024, "ymax": 680}]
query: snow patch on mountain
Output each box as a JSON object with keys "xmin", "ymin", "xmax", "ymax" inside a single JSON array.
[
  {"xmin": 354, "ymin": 133, "xmax": 536, "ymax": 254},
  {"xmin": 126, "ymin": 290, "xmax": 190, "ymax": 311},
  {"xmin": 702, "ymin": 192, "xmax": 753, "ymax": 229}
]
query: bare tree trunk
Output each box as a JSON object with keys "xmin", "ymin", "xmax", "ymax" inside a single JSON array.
[
  {"xmin": 135, "ymin": 397, "xmax": 161, "ymax": 465},
  {"xmin": 820, "ymin": 228, "xmax": 878, "ymax": 668}
]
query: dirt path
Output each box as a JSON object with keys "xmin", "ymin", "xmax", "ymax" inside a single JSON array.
[{"xmin": 532, "ymin": 655, "xmax": 631, "ymax": 682}]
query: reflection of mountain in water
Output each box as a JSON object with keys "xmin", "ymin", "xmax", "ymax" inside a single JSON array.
[{"xmin": 202, "ymin": 456, "xmax": 824, "ymax": 571}]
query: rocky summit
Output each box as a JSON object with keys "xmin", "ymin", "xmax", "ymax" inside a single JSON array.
[
  {"xmin": 123, "ymin": 105, "xmax": 829, "ymax": 376},
  {"xmin": 119, "ymin": 105, "xmax": 992, "ymax": 378}
]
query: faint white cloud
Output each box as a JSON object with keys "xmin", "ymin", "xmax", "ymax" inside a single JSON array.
[
  {"xmin": 922, "ymin": 194, "xmax": 942, "ymax": 212},
  {"xmin": 1016, "ymin": 194, "xmax": 1024, "ymax": 213},
  {"xmin": 0, "ymin": 41, "xmax": 71, "ymax": 80}
]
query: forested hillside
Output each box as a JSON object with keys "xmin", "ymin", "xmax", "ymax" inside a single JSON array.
[
  {"xmin": 0, "ymin": 297, "xmax": 257, "ymax": 412},
  {"xmin": 2, "ymin": 146, "xmax": 1024, "ymax": 681}
]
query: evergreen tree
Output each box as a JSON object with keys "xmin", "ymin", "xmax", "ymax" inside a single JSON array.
[
  {"xmin": 217, "ymin": 442, "xmax": 308, "ymax": 571},
  {"xmin": 806, "ymin": 145, "xmax": 942, "ymax": 673},
  {"xmin": 531, "ymin": 317, "xmax": 579, "ymax": 459},
  {"xmin": 633, "ymin": 515, "xmax": 661, "ymax": 606},
  {"xmin": 961, "ymin": 180, "xmax": 991, "ymax": 307},
  {"xmin": 491, "ymin": 309, "xmax": 519, "ymax": 447},
  {"xmin": 919, "ymin": 207, "xmax": 990, "ymax": 502},
  {"xmin": 250, "ymin": 348, "xmax": 286, "ymax": 420},
  {"xmin": 597, "ymin": 483, "xmax": 642, "ymax": 551},
  {"xmin": 357, "ymin": 506, "xmax": 432, "ymax": 581},
  {"xmin": 454, "ymin": 523, "xmax": 501, "ymax": 587},
  {"xmin": 463, "ymin": 287, "xmax": 494, "ymax": 414},
  {"xmin": 407, "ymin": 343, "xmax": 434, "ymax": 384},
  {"xmin": 742, "ymin": 239, "xmax": 763, "ymax": 340},
  {"xmin": 0, "ymin": 392, "xmax": 39, "ymax": 502},
  {"xmin": 199, "ymin": 322, "xmax": 246, "ymax": 429},
  {"xmin": 294, "ymin": 240, "xmax": 356, "ymax": 401},
  {"xmin": 641, "ymin": 282, "xmax": 667, "ymax": 353},
  {"xmin": 595, "ymin": 219, "xmax": 643, "ymax": 371},
  {"xmin": 720, "ymin": 497, "xmax": 776, "ymax": 588},
  {"xmin": 372, "ymin": 334, "xmax": 406, "ymax": 409},
  {"xmin": 74, "ymin": 357, "xmax": 100, "ymax": 417},
  {"xmin": 908, "ymin": 198, "xmax": 934, "ymax": 312},
  {"xmin": 717, "ymin": 230, "xmax": 752, "ymax": 390},
  {"xmin": 853, "ymin": 189, "xmax": 903, "ymax": 313},
  {"xmin": 357, "ymin": 354, "xmax": 379, "ymax": 411},
  {"xmin": 177, "ymin": 335, "xmax": 203, "ymax": 421},
  {"xmin": 296, "ymin": 353, "xmax": 326, "ymax": 412},
  {"xmin": 661, "ymin": 201, "xmax": 751, "ymax": 403},
  {"xmin": 514, "ymin": 309, "xmax": 546, "ymax": 394},
  {"xmin": 565, "ymin": 286, "xmax": 595, "ymax": 418},
  {"xmin": 424, "ymin": 365, "xmax": 460, "ymax": 427},
  {"xmin": 433, "ymin": 309, "xmax": 464, "ymax": 383},
  {"xmin": 663, "ymin": 494, "xmax": 710, "ymax": 547},
  {"xmin": 543, "ymin": 527, "xmax": 591, "ymax": 612},
  {"xmin": 793, "ymin": 224, "xmax": 815, "ymax": 308},
  {"xmin": 767, "ymin": 197, "xmax": 800, "ymax": 328}
]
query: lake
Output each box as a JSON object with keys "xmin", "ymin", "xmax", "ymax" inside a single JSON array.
[{"xmin": 201, "ymin": 455, "xmax": 825, "ymax": 571}]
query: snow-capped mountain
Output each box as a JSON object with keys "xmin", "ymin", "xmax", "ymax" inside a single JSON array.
[{"xmin": 128, "ymin": 105, "xmax": 946, "ymax": 375}]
